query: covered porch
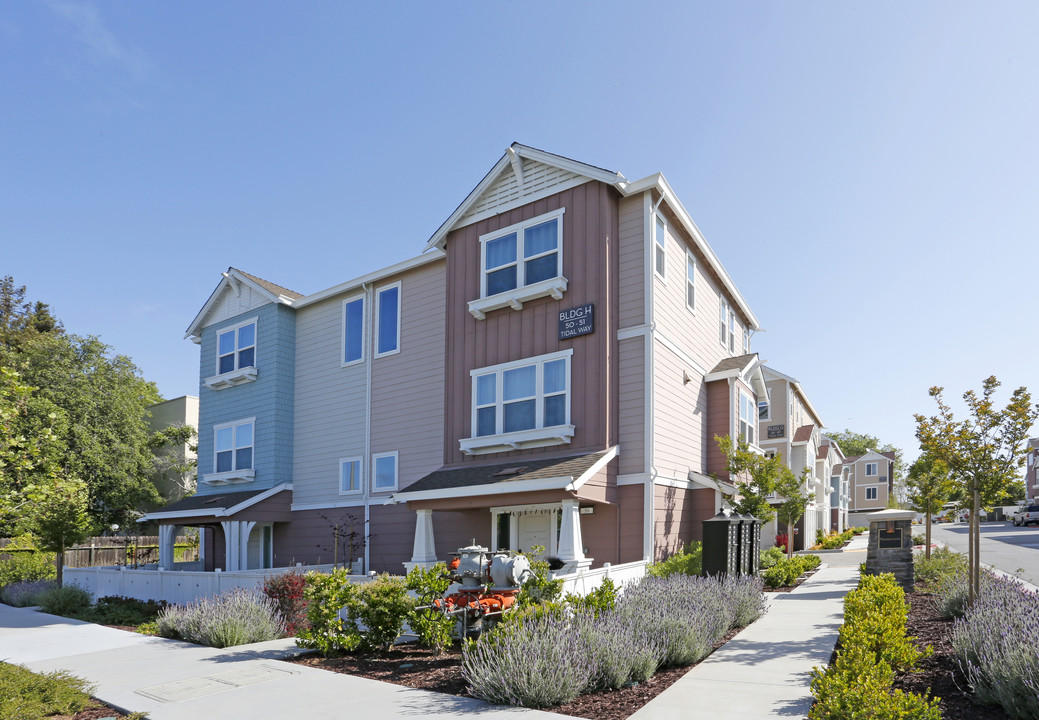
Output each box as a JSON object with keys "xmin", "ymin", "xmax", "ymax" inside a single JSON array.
[{"xmin": 390, "ymin": 447, "xmax": 619, "ymax": 573}]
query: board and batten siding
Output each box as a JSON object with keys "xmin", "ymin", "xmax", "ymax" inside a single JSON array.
[{"xmin": 442, "ymin": 182, "xmax": 620, "ymax": 465}]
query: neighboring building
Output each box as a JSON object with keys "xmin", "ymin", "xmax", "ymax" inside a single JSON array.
[
  {"xmin": 757, "ymin": 366, "xmax": 828, "ymax": 550},
  {"xmin": 820, "ymin": 437, "xmax": 848, "ymax": 533},
  {"xmin": 142, "ymin": 144, "xmax": 768, "ymax": 574},
  {"xmin": 1025, "ymin": 438, "xmax": 1039, "ymax": 503},
  {"xmin": 146, "ymin": 395, "xmax": 199, "ymax": 504},
  {"xmin": 844, "ymin": 450, "xmax": 896, "ymax": 524}
]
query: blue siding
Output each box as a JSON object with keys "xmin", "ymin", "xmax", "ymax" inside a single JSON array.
[{"xmin": 196, "ymin": 303, "xmax": 296, "ymax": 495}]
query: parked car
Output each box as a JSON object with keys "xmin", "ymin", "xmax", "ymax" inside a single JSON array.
[{"xmin": 1012, "ymin": 504, "xmax": 1039, "ymax": 526}]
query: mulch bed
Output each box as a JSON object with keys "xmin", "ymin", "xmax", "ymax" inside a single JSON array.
[
  {"xmin": 292, "ymin": 626, "xmax": 742, "ymax": 720},
  {"xmin": 894, "ymin": 584, "xmax": 1010, "ymax": 720}
]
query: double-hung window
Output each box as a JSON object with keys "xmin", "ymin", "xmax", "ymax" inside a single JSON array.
[
  {"xmin": 375, "ymin": 283, "xmax": 400, "ymax": 357},
  {"xmin": 340, "ymin": 457, "xmax": 362, "ymax": 494},
  {"xmin": 481, "ymin": 210, "xmax": 563, "ymax": 297},
  {"xmin": 685, "ymin": 251, "xmax": 696, "ymax": 311},
  {"xmin": 729, "ymin": 313, "xmax": 737, "ymax": 353},
  {"xmin": 738, "ymin": 392, "xmax": 756, "ymax": 445},
  {"xmin": 217, "ymin": 321, "xmax": 256, "ymax": 375},
  {"xmin": 462, "ymin": 349, "xmax": 574, "ymax": 455},
  {"xmin": 865, "ymin": 462, "xmax": 878, "ymax": 476},
  {"xmin": 215, "ymin": 420, "xmax": 253, "ymax": 474},
  {"xmin": 342, "ymin": 295, "xmax": 365, "ymax": 366},
  {"xmin": 866, "ymin": 487, "xmax": 878, "ymax": 501},
  {"xmin": 654, "ymin": 216, "xmax": 667, "ymax": 279},
  {"xmin": 719, "ymin": 299, "xmax": 729, "ymax": 346}
]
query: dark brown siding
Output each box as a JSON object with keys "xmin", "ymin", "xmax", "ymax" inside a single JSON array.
[
  {"xmin": 706, "ymin": 380, "xmax": 732, "ymax": 480},
  {"xmin": 442, "ymin": 182, "xmax": 621, "ymax": 465},
  {"xmin": 617, "ymin": 484, "xmax": 645, "ymax": 563},
  {"xmin": 581, "ymin": 504, "xmax": 619, "ymax": 566}
]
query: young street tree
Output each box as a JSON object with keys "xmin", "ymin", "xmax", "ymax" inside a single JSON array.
[
  {"xmin": 914, "ymin": 376, "xmax": 1039, "ymax": 604},
  {"xmin": 905, "ymin": 453, "xmax": 954, "ymax": 559},
  {"xmin": 717, "ymin": 434, "xmax": 812, "ymax": 557}
]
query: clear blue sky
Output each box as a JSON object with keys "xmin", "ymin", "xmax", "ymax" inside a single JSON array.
[{"xmin": 3, "ymin": 1, "xmax": 1037, "ymax": 465}]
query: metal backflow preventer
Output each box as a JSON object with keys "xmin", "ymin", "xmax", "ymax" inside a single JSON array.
[{"xmin": 429, "ymin": 543, "xmax": 533, "ymax": 636}]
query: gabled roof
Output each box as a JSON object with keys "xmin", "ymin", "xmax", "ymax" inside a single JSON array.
[
  {"xmin": 793, "ymin": 424, "xmax": 815, "ymax": 444},
  {"xmin": 185, "ymin": 267, "xmax": 302, "ymax": 341},
  {"xmin": 761, "ymin": 365, "xmax": 825, "ymax": 428},
  {"xmin": 816, "ymin": 445, "xmax": 829, "ymax": 461},
  {"xmin": 390, "ymin": 448, "xmax": 617, "ymax": 504},
  {"xmin": 138, "ymin": 484, "xmax": 292, "ymax": 522},
  {"xmin": 705, "ymin": 353, "xmax": 769, "ymax": 400},
  {"xmin": 424, "ymin": 143, "xmax": 758, "ymax": 331}
]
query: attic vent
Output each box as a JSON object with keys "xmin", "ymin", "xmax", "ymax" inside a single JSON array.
[
  {"xmin": 494, "ymin": 466, "xmax": 528, "ymax": 477},
  {"xmin": 202, "ymin": 496, "xmax": 226, "ymax": 505}
]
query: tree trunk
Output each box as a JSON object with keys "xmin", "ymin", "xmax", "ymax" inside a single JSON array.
[
  {"xmin": 925, "ymin": 500, "xmax": 932, "ymax": 559},
  {"xmin": 56, "ymin": 549, "xmax": 65, "ymax": 588},
  {"xmin": 973, "ymin": 487, "xmax": 981, "ymax": 599},
  {"xmin": 967, "ymin": 493, "xmax": 976, "ymax": 606}
]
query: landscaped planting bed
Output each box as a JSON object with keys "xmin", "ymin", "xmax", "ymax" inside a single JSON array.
[{"xmin": 0, "ymin": 662, "xmax": 144, "ymax": 720}]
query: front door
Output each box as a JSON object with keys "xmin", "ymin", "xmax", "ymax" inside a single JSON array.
[{"xmin": 516, "ymin": 513, "xmax": 551, "ymax": 555}]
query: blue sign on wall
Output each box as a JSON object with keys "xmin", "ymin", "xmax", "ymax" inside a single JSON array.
[{"xmin": 559, "ymin": 304, "xmax": 594, "ymax": 340}]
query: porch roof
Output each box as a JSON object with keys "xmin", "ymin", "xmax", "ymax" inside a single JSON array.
[
  {"xmin": 139, "ymin": 484, "xmax": 292, "ymax": 522},
  {"xmin": 390, "ymin": 448, "xmax": 617, "ymax": 504}
]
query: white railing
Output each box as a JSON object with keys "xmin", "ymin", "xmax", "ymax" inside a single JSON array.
[
  {"xmin": 65, "ymin": 562, "xmax": 366, "ymax": 605},
  {"xmin": 552, "ymin": 559, "xmax": 649, "ymax": 596}
]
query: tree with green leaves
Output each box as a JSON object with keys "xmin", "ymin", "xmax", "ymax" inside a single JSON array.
[
  {"xmin": 21, "ymin": 474, "xmax": 91, "ymax": 586},
  {"xmin": 774, "ymin": 467, "xmax": 812, "ymax": 558},
  {"xmin": 148, "ymin": 423, "xmax": 198, "ymax": 504},
  {"xmin": 905, "ymin": 453, "xmax": 954, "ymax": 559},
  {"xmin": 0, "ymin": 275, "xmax": 62, "ymax": 351},
  {"xmin": 914, "ymin": 376, "xmax": 1039, "ymax": 605}
]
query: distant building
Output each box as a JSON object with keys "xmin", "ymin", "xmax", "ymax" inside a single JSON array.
[
  {"xmin": 1025, "ymin": 438, "xmax": 1039, "ymax": 503},
  {"xmin": 147, "ymin": 395, "xmax": 199, "ymax": 504}
]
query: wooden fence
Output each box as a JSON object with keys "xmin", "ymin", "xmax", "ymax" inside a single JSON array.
[{"xmin": 0, "ymin": 536, "xmax": 199, "ymax": 568}]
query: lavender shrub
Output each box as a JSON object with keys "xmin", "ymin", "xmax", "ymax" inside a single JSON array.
[
  {"xmin": 463, "ymin": 612, "xmax": 594, "ymax": 707},
  {"xmin": 952, "ymin": 575, "xmax": 1039, "ymax": 720},
  {"xmin": 720, "ymin": 574, "xmax": 768, "ymax": 628},
  {"xmin": 156, "ymin": 588, "xmax": 285, "ymax": 648},
  {"xmin": 577, "ymin": 610, "xmax": 659, "ymax": 690},
  {"xmin": 0, "ymin": 579, "xmax": 57, "ymax": 607}
]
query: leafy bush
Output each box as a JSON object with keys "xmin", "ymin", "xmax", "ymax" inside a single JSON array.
[
  {"xmin": 263, "ymin": 571, "xmax": 309, "ymax": 636},
  {"xmin": 647, "ymin": 541, "xmax": 702, "ymax": 578},
  {"xmin": 952, "ymin": 575, "xmax": 1039, "ymax": 719},
  {"xmin": 818, "ymin": 530, "xmax": 853, "ymax": 550},
  {"xmin": 37, "ymin": 584, "xmax": 92, "ymax": 616},
  {"xmin": 156, "ymin": 588, "xmax": 285, "ymax": 648},
  {"xmin": 346, "ymin": 574, "xmax": 414, "ymax": 652},
  {"xmin": 775, "ymin": 533, "xmax": 789, "ymax": 552},
  {"xmin": 0, "ymin": 662, "xmax": 93, "ymax": 720},
  {"xmin": 914, "ymin": 546, "xmax": 967, "ymax": 585},
  {"xmin": 816, "ymin": 528, "xmax": 826, "ymax": 545},
  {"xmin": 76, "ymin": 596, "xmax": 166, "ymax": 626},
  {"xmin": 0, "ymin": 579, "xmax": 57, "ymax": 607},
  {"xmin": 406, "ymin": 563, "xmax": 456, "ymax": 653},
  {"xmin": 762, "ymin": 555, "xmax": 821, "ymax": 588},
  {"xmin": 809, "ymin": 573, "xmax": 939, "ymax": 719},
  {"xmin": 0, "ymin": 535, "xmax": 56, "ymax": 587},
  {"xmin": 566, "ymin": 577, "xmax": 618, "ymax": 616},
  {"xmin": 296, "ymin": 568, "xmax": 359, "ymax": 654},
  {"xmin": 759, "ymin": 546, "xmax": 785, "ymax": 570},
  {"xmin": 912, "ymin": 533, "xmax": 927, "ymax": 546},
  {"xmin": 850, "ymin": 526, "xmax": 867, "ymax": 535}
]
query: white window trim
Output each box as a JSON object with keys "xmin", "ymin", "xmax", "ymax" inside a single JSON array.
[
  {"xmin": 738, "ymin": 390, "xmax": 755, "ymax": 446},
  {"xmin": 654, "ymin": 215, "xmax": 667, "ymax": 281},
  {"xmin": 341, "ymin": 293, "xmax": 366, "ymax": 367},
  {"xmin": 865, "ymin": 462, "xmax": 878, "ymax": 476},
  {"xmin": 462, "ymin": 348, "xmax": 574, "ymax": 455},
  {"xmin": 719, "ymin": 298, "xmax": 728, "ymax": 347},
  {"xmin": 469, "ymin": 208, "xmax": 566, "ymax": 320},
  {"xmin": 204, "ymin": 417, "xmax": 256, "ymax": 486},
  {"xmin": 374, "ymin": 281, "xmax": 402, "ymax": 359},
  {"xmin": 758, "ymin": 388, "xmax": 772, "ymax": 421},
  {"xmin": 865, "ymin": 486, "xmax": 879, "ymax": 501},
  {"xmin": 372, "ymin": 451, "xmax": 399, "ymax": 493},
  {"xmin": 685, "ymin": 249, "xmax": 696, "ymax": 313},
  {"xmin": 339, "ymin": 456, "xmax": 363, "ymax": 496},
  {"xmin": 206, "ymin": 317, "xmax": 259, "ymax": 390}
]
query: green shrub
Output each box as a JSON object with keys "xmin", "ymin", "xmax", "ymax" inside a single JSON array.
[
  {"xmin": 37, "ymin": 585, "xmax": 92, "ymax": 616},
  {"xmin": 346, "ymin": 574, "xmax": 415, "ymax": 652},
  {"xmin": 912, "ymin": 533, "xmax": 927, "ymax": 546},
  {"xmin": 762, "ymin": 555, "xmax": 821, "ymax": 589},
  {"xmin": 566, "ymin": 577, "xmax": 618, "ymax": 617},
  {"xmin": 914, "ymin": 546, "xmax": 967, "ymax": 585},
  {"xmin": 76, "ymin": 596, "xmax": 167, "ymax": 626},
  {"xmin": 819, "ymin": 530, "xmax": 853, "ymax": 550},
  {"xmin": 850, "ymin": 526, "xmax": 867, "ymax": 535},
  {"xmin": 0, "ymin": 662, "xmax": 94, "ymax": 720},
  {"xmin": 647, "ymin": 541, "xmax": 703, "ymax": 578},
  {"xmin": 406, "ymin": 563, "xmax": 456, "ymax": 653},
  {"xmin": 296, "ymin": 568, "xmax": 360, "ymax": 655},
  {"xmin": 0, "ymin": 535, "xmax": 56, "ymax": 588},
  {"xmin": 842, "ymin": 575, "xmax": 927, "ymax": 671},
  {"xmin": 759, "ymin": 547, "xmax": 785, "ymax": 570}
]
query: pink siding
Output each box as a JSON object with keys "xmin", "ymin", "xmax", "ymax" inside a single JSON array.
[{"xmin": 654, "ymin": 485, "xmax": 715, "ymax": 560}]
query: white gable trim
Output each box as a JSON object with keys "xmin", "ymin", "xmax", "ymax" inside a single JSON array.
[{"xmin": 185, "ymin": 270, "xmax": 290, "ymax": 342}]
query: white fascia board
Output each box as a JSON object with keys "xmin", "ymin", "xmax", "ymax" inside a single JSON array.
[
  {"xmin": 293, "ymin": 251, "xmax": 446, "ymax": 309},
  {"xmin": 184, "ymin": 269, "xmax": 287, "ymax": 341},
  {"xmin": 747, "ymin": 361, "xmax": 769, "ymax": 399},
  {"xmin": 424, "ymin": 144, "xmax": 628, "ymax": 252},
  {"xmin": 138, "ymin": 483, "xmax": 292, "ymax": 522},
  {"xmin": 224, "ymin": 483, "xmax": 292, "ymax": 515},
  {"xmin": 569, "ymin": 446, "xmax": 619, "ymax": 492},
  {"xmin": 689, "ymin": 470, "xmax": 734, "ymax": 494},
  {"xmin": 620, "ymin": 174, "xmax": 759, "ymax": 331},
  {"xmin": 390, "ymin": 475, "xmax": 576, "ymax": 504},
  {"xmin": 792, "ymin": 381, "xmax": 825, "ymax": 427}
]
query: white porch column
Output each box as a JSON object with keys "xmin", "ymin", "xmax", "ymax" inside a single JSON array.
[
  {"xmin": 403, "ymin": 509, "xmax": 438, "ymax": 573},
  {"xmin": 557, "ymin": 499, "xmax": 592, "ymax": 572},
  {"xmin": 220, "ymin": 521, "xmax": 238, "ymax": 571},
  {"xmin": 158, "ymin": 524, "xmax": 177, "ymax": 570}
]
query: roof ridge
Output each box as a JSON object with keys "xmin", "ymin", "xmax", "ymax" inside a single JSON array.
[{"xmin": 231, "ymin": 267, "xmax": 305, "ymax": 300}]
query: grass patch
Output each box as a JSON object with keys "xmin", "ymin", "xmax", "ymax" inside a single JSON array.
[{"xmin": 0, "ymin": 662, "xmax": 93, "ymax": 720}]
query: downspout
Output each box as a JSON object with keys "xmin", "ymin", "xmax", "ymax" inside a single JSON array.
[{"xmin": 363, "ymin": 281, "xmax": 373, "ymax": 574}]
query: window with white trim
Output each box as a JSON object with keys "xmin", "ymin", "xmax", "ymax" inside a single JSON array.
[
  {"xmin": 217, "ymin": 320, "xmax": 256, "ymax": 375},
  {"xmin": 719, "ymin": 298, "xmax": 728, "ymax": 346},
  {"xmin": 654, "ymin": 216, "xmax": 667, "ymax": 279},
  {"xmin": 472, "ymin": 350, "xmax": 571, "ymax": 437},
  {"xmin": 758, "ymin": 388, "xmax": 771, "ymax": 420},
  {"xmin": 685, "ymin": 251, "xmax": 696, "ymax": 311},
  {"xmin": 729, "ymin": 311, "xmax": 737, "ymax": 353},
  {"xmin": 739, "ymin": 391, "xmax": 756, "ymax": 445},
  {"xmin": 372, "ymin": 451, "xmax": 398, "ymax": 492},
  {"xmin": 342, "ymin": 295, "xmax": 365, "ymax": 366},
  {"xmin": 481, "ymin": 210, "xmax": 563, "ymax": 298},
  {"xmin": 340, "ymin": 457, "xmax": 362, "ymax": 494},
  {"xmin": 375, "ymin": 282, "xmax": 400, "ymax": 357},
  {"xmin": 866, "ymin": 487, "xmax": 878, "ymax": 501},
  {"xmin": 215, "ymin": 420, "xmax": 253, "ymax": 473},
  {"xmin": 865, "ymin": 462, "xmax": 878, "ymax": 476}
]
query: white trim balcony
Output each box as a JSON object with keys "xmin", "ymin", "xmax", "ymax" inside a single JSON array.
[
  {"xmin": 467, "ymin": 276, "xmax": 568, "ymax": 320},
  {"xmin": 201, "ymin": 469, "xmax": 256, "ymax": 486},
  {"xmin": 204, "ymin": 366, "xmax": 257, "ymax": 390}
]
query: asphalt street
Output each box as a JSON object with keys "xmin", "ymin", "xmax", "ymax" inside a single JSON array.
[{"xmin": 927, "ymin": 520, "xmax": 1039, "ymax": 587}]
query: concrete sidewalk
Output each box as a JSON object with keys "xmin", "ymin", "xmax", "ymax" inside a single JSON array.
[{"xmin": 0, "ymin": 538, "xmax": 866, "ymax": 719}]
